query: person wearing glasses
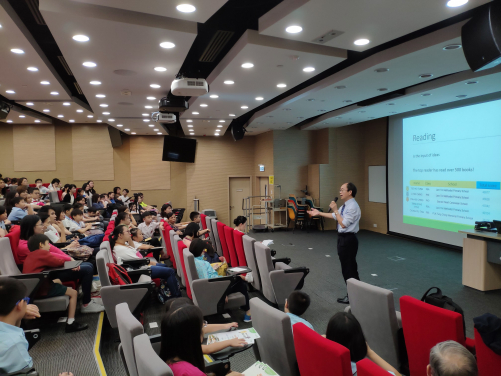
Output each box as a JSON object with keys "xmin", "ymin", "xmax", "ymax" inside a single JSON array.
[{"xmin": 308, "ymin": 182, "xmax": 361, "ymax": 304}]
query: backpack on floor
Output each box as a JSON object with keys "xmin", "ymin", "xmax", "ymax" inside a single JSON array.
[
  {"xmin": 107, "ymin": 263, "xmax": 132, "ymax": 285},
  {"xmin": 421, "ymin": 287, "xmax": 466, "ymax": 332}
]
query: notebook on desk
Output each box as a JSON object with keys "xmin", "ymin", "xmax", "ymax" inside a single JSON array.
[{"xmin": 45, "ymin": 260, "xmax": 82, "ymax": 272}]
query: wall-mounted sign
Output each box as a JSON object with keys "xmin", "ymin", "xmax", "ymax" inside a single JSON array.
[
  {"xmin": 269, "ymin": 176, "xmax": 274, "ymax": 185},
  {"xmin": 259, "ymin": 164, "xmax": 265, "ymax": 172}
]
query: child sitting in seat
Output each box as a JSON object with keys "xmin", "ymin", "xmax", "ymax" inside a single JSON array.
[
  {"xmin": 22, "ymin": 234, "xmax": 88, "ymax": 333},
  {"xmin": 284, "ymin": 291, "xmax": 314, "ymax": 331},
  {"xmin": 189, "ymin": 211, "xmax": 210, "ymax": 237},
  {"xmin": 7, "ymin": 197, "xmax": 35, "ymax": 221},
  {"xmin": 138, "ymin": 211, "xmax": 161, "ymax": 241}
]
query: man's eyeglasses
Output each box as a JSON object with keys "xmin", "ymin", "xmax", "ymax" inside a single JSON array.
[{"xmin": 17, "ymin": 297, "xmax": 30, "ymax": 305}]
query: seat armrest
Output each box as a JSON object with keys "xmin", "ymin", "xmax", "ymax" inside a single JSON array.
[
  {"xmin": 464, "ymin": 337, "xmax": 475, "ymax": 353},
  {"xmin": 270, "ymin": 249, "xmax": 277, "ymax": 257},
  {"xmin": 395, "ymin": 310, "xmax": 402, "ymax": 329},
  {"xmin": 192, "ymin": 278, "xmax": 234, "ymax": 316},
  {"xmin": 11, "ymin": 273, "xmax": 44, "ymax": 299},
  {"xmin": 272, "ymin": 257, "xmax": 291, "ymax": 266},
  {"xmin": 122, "ymin": 259, "xmax": 150, "ymax": 268},
  {"xmin": 211, "ymin": 343, "xmax": 253, "ymax": 361},
  {"xmin": 127, "ymin": 268, "xmax": 151, "ymax": 277},
  {"xmin": 149, "ymin": 334, "xmax": 161, "ymax": 343},
  {"xmin": 207, "ymin": 275, "xmax": 237, "ymax": 283}
]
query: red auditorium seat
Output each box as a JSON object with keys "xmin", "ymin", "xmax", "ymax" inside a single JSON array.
[
  {"xmin": 357, "ymin": 359, "xmax": 392, "ymax": 376},
  {"xmin": 400, "ymin": 296, "xmax": 475, "ymax": 376},
  {"xmin": 57, "ymin": 190, "xmax": 63, "ymax": 201},
  {"xmin": 5, "ymin": 225, "xmax": 21, "ymax": 265},
  {"xmin": 29, "ymin": 184, "xmax": 36, "ymax": 188},
  {"xmin": 293, "ymin": 322, "xmax": 352, "ymax": 376},
  {"xmin": 216, "ymin": 222, "xmax": 231, "ymax": 263},
  {"xmin": 161, "ymin": 224, "xmax": 176, "ymax": 269},
  {"xmin": 177, "ymin": 240, "xmax": 192, "ymax": 299},
  {"xmin": 199, "ymin": 213, "xmax": 209, "ymax": 239},
  {"xmin": 232, "ymin": 229, "xmax": 247, "ymax": 267},
  {"xmin": 224, "ymin": 226, "xmax": 238, "ymax": 267},
  {"xmin": 475, "ymin": 328, "xmax": 501, "ymax": 376},
  {"xmin": 42, "ymin": 183, "xmax": 49, "ymax": 188}
]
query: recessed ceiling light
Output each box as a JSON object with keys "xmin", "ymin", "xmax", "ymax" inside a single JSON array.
[
  {"xmin": 277, "ymin": 83, "xmax": 287, "ymax": 88},
  {"xmin": 100, "ymin": 104, "xmax": 109, "ymax": 107},
  {"xmin": 35, "ymin": 120, "xmax": 40, "ymax": 123},
  {"xmin": 465, "ymin": 81, "xmax": 478, "ymax": 85},
  {"xmin": 43, "ymin": 109, "xmax": 50, "ymax": 112},
  {"xmin": 419, "ymin": 74, "xmax": 433, "ymax": 79},
  {"xmin": 219, "ymin": 120, "xmax": 225, "ymax": 122},
  {"xmin": 103, "ymin": 112, "xmax": 110, "ymax": 115},
  {"xmin": 456, "ymin": 95, "xmax": 467, "ymax": 98},
  {"xmin": 150, "ymin": 84, "xmax": 160, "ymax": 88},
  {"xmin": 147, "ymin": 96, "xmax": 156, "ymax": 100},
  {"xmin": 377, "ymin": 88, "xmax": 388, "ymax": 92},
  {"xmin": 447, "ymin": 0, "xmax": 468, "ymax": 7},
  {"xmin": 303, "ymin": 67, "xmax": 315, "ymax": 72},
  {"xmin": 421, "ymin": 93, "xmax": 432, "ymax": 96},
  {"xmin": 142, "ymin": 113, "xmax": 149, "ymax": 116},
  {"xmin": 187, "ymin": 120, "xmax": 193, "ymax": 122},
  {"xmin": 224, "ymin": 80, "xmax": 234, "ymax": 85},
  {"xmin": 27, "ymin": 67, "xmax": 38, "ymax": 72},
  {"xmin": 96, "ymin": 94, "xmax": 106, "ymax": 98},
  {"xmin": 11, "ymin": 48, "xmax": 24, "ymax": 54},
  {"xmin": 200, "ymin": 104, "xmax": 208, "ymax": 107},
  {"xmin": 148, "ymin": 124, "xmax": 154, "ymax": 127},
  {"xmin": 354, "ymin": 39, "xmax": 370, "ymax": 46},
  {"xmin": 188, "ymin": 125, "xmax": 193, "ymax": 128},
  {"xmin": 241, "ymin": 63, "xmax": 254, "ymax": 68},
  {"xmin": 117, "ymin": 124, "xmax": 123, "ymax": 127},
  {"xmin": 443, "ymin": 44, "xmax": 462, "ymax": 50},
  {"xmin": 90, "ymin": 81, "xmax": 101, "ymax": 85},
  {"xmin": 56, "ymin": 114, "xmax": 63, "ymax": 118},
  {"xmin": 63, "ymin": 102, "xmax": 70, "ymax": 106},
  {"xmin": 286, "ymin": 25, "xmax": 302, "ymax": 33},
  {"xmin": 5, "ymin": 90, "xmax": 15, "ymax": 94},
  {"xmin": 108, "ymin": 118, "xmax": 115, "ymax": 122},
  {"xmin": 154, "ymin": 128, "xmax": 159, "ymax": 131},
  {"xmin": 214, "ymin": 133, "xmax": 220, "ymax": 136},
  {"xmin": 73, "ymin": 35, "xmax": 89, "ymax": 42},
  {"xmin": 192, "ymin": 112, "xmax": 199, "ymax": 115},
  {"xmin": 210, "ymin": 94, "xmax": 219, "ymax": 98},
  {"xmin": 374, "ymin": 68, "xmax": 389, "ymax": 73},
  {"xmin": 160, "ymin": 42, "xmax": 175, "ymax": 49},
  {"xmin": 157, "ymin": 132, "xmax": 162, "ymax": 135},
  {"xmin": 335, "ymin": 85, "xmax": 346, "ymax": 89},
  {"xmin": 131, "ymin": 132, "xmax": 136, "ymax": 135},
  {"xmin": 145, "ymin": 105, "xmax": 153, "ymax": 109},
  {"xmin": 40, "ymin": 81, "xmax": 50, "ymax": 85},
  {"xmin": 241, "ymin": 106, "xmax": 248, "ymax": 109},
  {"xmin": 26, "ymin": 102, "xmax": 34, "ymax": 106},
  {"xmin": 83, "ymin": 62, "xmax": 96, "ymax": 67},
  {"xmin": 87, "ymin": 115, "xmax": 93, "ymax": 118},
  {"xmin": 19, "ymin": 115, "xmax": 25, "ymax": 118},
  {"xmin": 50, "ymin": 91, "xmax": 59, "ymax": 95},
  {"xmin": 176, "ymin": 3, "xmax": 196, "ymax": 12},
  {"xmin": 217, "ymin": 125, "xmax": 223, "ymax": 128},
  {"xmin": 142, "ymin": 119, "xmax": 149, "ymax": 122},
  {"xmin": 77, "ymin": 109, "xmax": 83, "ymax": 113},
  {"xmin": 255, "ymin": 97, "xmax": 264, "ymax": 100},
  {"xmin": 125, "ymin": 129, "xmax": 130, "ymax": 131},
  {"xmin": 97, "ymin": 120, "xmax": 102, "ymax": 123},
  {"xmin": 6, "ymin": 120, "xmax": 13, "ymax": 123},
  {"xmin": 229, "ymin": 113, "xmax": 235, "ymax": 117}
]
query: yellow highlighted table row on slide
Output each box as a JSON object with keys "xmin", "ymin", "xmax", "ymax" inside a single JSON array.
[{"xmin": 410, "ymin": 180, "xmax": 476, "ymax": 188}]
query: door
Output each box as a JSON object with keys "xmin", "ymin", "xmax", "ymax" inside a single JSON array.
[{"xmin": 229, "ymin": 177, "xmax": 250, "ymax": 221}]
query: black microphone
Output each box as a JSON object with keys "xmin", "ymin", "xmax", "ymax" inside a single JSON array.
[{"xmin": 328, "ymin": 197, "xmax": 338, "ymax": 213}]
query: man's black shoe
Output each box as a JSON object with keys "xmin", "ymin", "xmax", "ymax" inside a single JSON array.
[
  {"xmin": 337, "ymin": 295, "xmax": 349, "ymax": 304},
  {"xmin": 65, "ymin": 321, "xmax": 88, "ymax": 333}
]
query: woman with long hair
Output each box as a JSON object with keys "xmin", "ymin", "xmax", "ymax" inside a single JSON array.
[
  {"xmin": 233, "ymin": 216, "xmax": 247, "ymax": 232},
  {"xmin": 86, "ymin": 181, "xmax": 96, "ymax": 195}
]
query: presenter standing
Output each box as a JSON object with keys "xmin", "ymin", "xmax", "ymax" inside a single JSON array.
[{"xmin": 308, "ymin": 182, "xmax": 361, "ymax": 304}]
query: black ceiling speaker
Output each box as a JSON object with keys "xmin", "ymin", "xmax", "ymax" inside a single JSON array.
[
  {"xmin": 462, "ymin": 1, "xmax": 501, "ymax": 72},
  {"xmin": 231, "ymin": 123, "xmax": 246, "ymax": 141}
]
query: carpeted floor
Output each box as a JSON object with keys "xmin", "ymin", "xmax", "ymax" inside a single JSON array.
[{"xmin": 30, "ymin": 229, "xmax": 501, "ymax": 375}]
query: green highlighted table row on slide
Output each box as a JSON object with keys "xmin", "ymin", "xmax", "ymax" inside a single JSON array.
[
  {"xmin": 403, "ymin": 215, "xmax": 473, "ymax": 232},
  {"xmin": 409, "ymin": 180, "xmax": 500, "ymax": 189}
]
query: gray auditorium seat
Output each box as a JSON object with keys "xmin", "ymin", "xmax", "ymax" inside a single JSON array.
[
  {"xmin": 205, "ymin": 216, "xmax": 216, "ymax": 245},
  {"xmin": 346, "ymin": 278, "xmax": 402, "ymax": 369},
  {"xmin": 250, "ymin": 297, "xmax": 299, "ymax": 376},
  {"xmin": 116, "ymin": 302, "xmax": 145, "ymax": 376},
  {"xmin": 134, "ymin": 334, "xmax": 174, "ymax": 376},
  {"xmin": 48, "ymin": 191, "xmax": 59, "ymax": 203},
  {"xmin": 169, "ymin": 230, "xmax": 183, "ymax": 280},
  {"xmin": 183, "ymin": 248, "xmax": 246, "ymax": 316},
  {"xmin": 0, "ymin": 238, "xmax": 69, "ymax": 312},
  {"xmin": 254, "ymin": 242, "xmax": 309, "ymax": 306},
  {"xmin": 242, "ymin": 235, "xmax": 262, "ymax": 291},
  {"xmin": 96, "ymin": 250, "xmax": 152, "ymax": 328},
  {"xmin": 211, "ymin": 218, "xmax": 223, "ymax": 257},
  {"xmin": 173, "ymin": 234, "xmax": 187, "ymax": 287}
]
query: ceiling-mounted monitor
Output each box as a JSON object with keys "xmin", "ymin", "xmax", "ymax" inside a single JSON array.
[{"xmin": 162, "ymin": 135, "xmax": 197, "ymax": 163}]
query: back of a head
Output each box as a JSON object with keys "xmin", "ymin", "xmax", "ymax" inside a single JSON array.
[
  {"xmin": 287, "ymin": 291, "xmax": 311, "ymax": 316},
  {"xmin": 63, "ymin": 203, "xmax": 73, "ymax": 213},
  {"xmin": 141, "ymin": 211, "xmax": 153, "ymax": 220},
  {"xmin": 0, "ymin": 277, "xmax": 27, "ymax": 316},
  {"xmin": 28, "ymin": 234, "xmax": 50, "ymax": 252},
  {"xmin": 233, "ymin": 215, "xmax": 247, "ymax": 226},
  {"xmin": 189, "ymin": 238, "xmax": 205, "ymax": 257},
  {"xmin": 189, "ymin": 211, "xmax": 199, "ymax": 221},
  {"xmin": 92, "ymin": 193, "xmax": 100, "ymax": 204},
  {"xmin": 184, "ymin": 222, "xmax": 200, "ymax": 238},
  {"xmin": 116, "ymin": 212, "xmax": 128, "ymax": 224},
  {"xmin": 159, "ymin": 305, "xmax": 205, "ymax": 372},
  {"xmin": 326, "ymin": 312, "xmax": 367, "ymax": 362},
  {"xmin": 71, "ymin": 209, "xmax": 83, "ymax": 218},
  {"xmin": 429, "ymin": 341, "xmax": 477, "ymax": 376},
  {"xmin": 20, "ymin": 215, "xmax": 40, "ymax": 240},
  {"xmin": 165, "ymin": 297, "xmax": 194, "ymax": 314}
]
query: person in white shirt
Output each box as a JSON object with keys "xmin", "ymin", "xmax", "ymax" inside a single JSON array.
[
  {"xmin": 47, "ymin": 178, "xmax": 60, "ymax": 192},
  {"xmin": 138, "ymin": 211, "xmax": 160, "ymax": 239},
  {"xmin": 119, "ymin": 189, "xmax": 130, "ymax": 204},
  {"xmin": 38, "ymin": 212, "xmax": 64, "ymax": 244},
  {"xmin": 35, "ymin": 179, "xmax": 48, "ymax": 195}
]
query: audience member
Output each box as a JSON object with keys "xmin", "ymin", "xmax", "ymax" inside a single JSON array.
[
  {"xmin": 138, "ymin": 211, "xmax": 160, "ymax": 239},
  {"xmin": 182, "ymin": 222, "xmax": 200, "ymax": 248},
  {"xmin": 110, "ymin": 225, "xmax": 181, "ymax": 299},
  {"xmin": 18, "ymin": 177, "xmax": 28, "ymax": 187},
  {"xmin": 82, "ymin": 182, "xmax": 92, "ymax": 197},
  {"xmin": 86, "ymin": 181, "xmax": 96, "ymax": 195},
  {"xmin": 62, "ymin": 185, "xmax": 77, "ymax": 204},
  {"xmin": 5, "ymin": 191, "xmax": 18, "ymax": 214},
  {"xmin": 7, "ymin": 197, "xmax": 35, "ymax": 221},
  {"xmin": 427, "ymin": 341, "xmax": 477, "ymax": 376},
  {"xmin": 166, "ymin": 212, "xmax": 186, "ymax": 235},
  {"xmin": 116, "ymin": 212, "xmax": 135, "ymax": 230},
  {"xmin": 285, "ymin": 291, "xmax": 313, "ymax": 330},
  {"xmin": 0, "ymin": 178, "xmax": 6, "ymax": 198},
  {"xmin": 23, "ymin": 234, "xmax": 88, "ymax": 333},
  {"xmin": 325, "ymin": 312, "xmax": 401, "ymax": 376},
  {"xmin": 189, "ymin": 211, "xmax": 210, "ymax": 236},
  {"xmin": 119, "ymin": 188, "xmax": 130, "ymax": 204},
  {"xmin": 107, "ymin": 192, "xmax": 116, "ymax": 204},
  {"xmin": 16, "ymin": 185, "xmax": 28, "ymax": 200},
  {"xmin": 0, "ymin": 206, "xmax": 9, "ymax": 237},
  {"xmin": 159, "ymin": 304, "xmax": 243, "ymax": 376},
  {"xmin": 130, "ymin": 228, "xmax": 157, "ymax": 251},
  {"xmin": 190, "ymin": 238, "xmax": 251, "ymax": 322},
  {"xmin": 201, "ymin": 240, "xmax": 224, "ymax": 264},
  {"xmin": 10, "ymin": 178, "xmax": 18, "ymax": 186},
  {"xmin": 35, "ymin": 179, "xmax": 48, "ymax": 194},
  {"xmin": 38, "ymin": 212, "xmax": 64, "ymax": 244},
  {"xmin": 117, "ymin": 205, "xmax": 137, "ymax": 226},
  {"xmin": 28, "ymin": 187, "xmax": 44, "ymax": 207},
  {"xmin": 91, "ymin": 194, "xmax": 107, "ymax": 209},
  {"xmin": 234, "ymin": 216, "xmax": 247, "ymax": 232},
  {"xmin": 113, "ymin": 187, "xmax": 122, "ymax": 204},
  {"xmin": 47, "ymin": 178, "xmax": 60, "ymax": 192}
]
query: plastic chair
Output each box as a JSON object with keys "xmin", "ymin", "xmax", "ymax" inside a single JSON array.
[
  {"xmin": 287, "ymin": 195, "xmax": 307, "ymax": 233},
  {"xmin": 304, "ymin": 195, "xmax": 324, "ymax": 231},
  {"xmin": 293, "ymin": 322, "xmax": 352, "ymax": 376},
  {"xmin": 474, "ymin": 327, "xmax": 501, "ymax": 376}
]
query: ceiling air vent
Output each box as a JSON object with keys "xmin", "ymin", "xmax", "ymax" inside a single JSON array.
[
  {"xmin": 26, "ymin": 0, "xmax": 46, "ymax": 25},
  {"xmin": 58, "ymin": 56, "xmax": 74, "ymax": 76},
  {"xmin": 312, "ymin": 29, "xmax": 344, "ymax": 44},
  {"xmin": 199, "ymin": 30, "xmax": 234, "ymax": 62},
  {"xmin": 74, "ymin": 82, "xmax": 83, "ymax": 95}
]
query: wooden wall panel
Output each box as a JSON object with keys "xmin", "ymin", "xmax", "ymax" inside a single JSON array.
[
  {"xmin": 72, "ymin": 125, "xmax": 114, "ymax": 181},
  {"xmin": 307, "ymin": 164, "xmax": 320, "ymax": 205},
  {"xmin": 130, "ymin": 136, "xmax": 170, "ymax": 190},
  {"xmin": 13, "ymin": 125, "xmax": 56, "ymax": 171}
]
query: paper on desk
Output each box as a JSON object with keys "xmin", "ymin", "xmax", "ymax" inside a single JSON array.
[
  {"xmin": 243, "ymin": 361, "xmax": 279, "ymax": 376},
  {"xmin": 229, "ymin": 267, "xmax": 247, "ymax": 273},
  {"xmin": 261, "ymin": 240, "xmax": 274, "ymax": 247},
  {"xmin": 206, "ymin": 328, "xmax": 260, "ymax": 345}
]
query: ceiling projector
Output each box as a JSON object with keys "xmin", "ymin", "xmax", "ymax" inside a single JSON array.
[
  {"xmin": 158, "ymin": 113, "xmax": 176, "ymax": 123},
  {"xmin": 171, "ymin": 78, "xmax": 209, "ymax": 96}
]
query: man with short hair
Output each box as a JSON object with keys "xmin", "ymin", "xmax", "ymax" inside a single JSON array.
[
  {"xmin": 7, "ymin": 198, "xmax": 35, "ymax": 221},
  {"xmin": 189, "ymin": 211, "xmax": 210, "ymax": 236},
  {"xmin": 35, "ymin": 179, "xmax": 48, "ymax": 194},
  {"xmin": 428, "ymin": 341, "xmax": 477, "ymax": 376},
  {"xmin": 284, "ymin": 291, "xmax": 313, "ymax": 330},
  {"xmin": 308, "ymin": 182, "xmax": 361, "ymax": 304}
]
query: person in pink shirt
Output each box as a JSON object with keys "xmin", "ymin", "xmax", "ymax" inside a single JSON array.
[{"xmin": 159, "ymin": 305, "xmax": 243, "ymax": 376}]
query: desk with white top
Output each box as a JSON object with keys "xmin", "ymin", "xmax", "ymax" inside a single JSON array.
[{"xmin": 458, "ymin": 229, "xmax": 501, "ymax": 291}]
